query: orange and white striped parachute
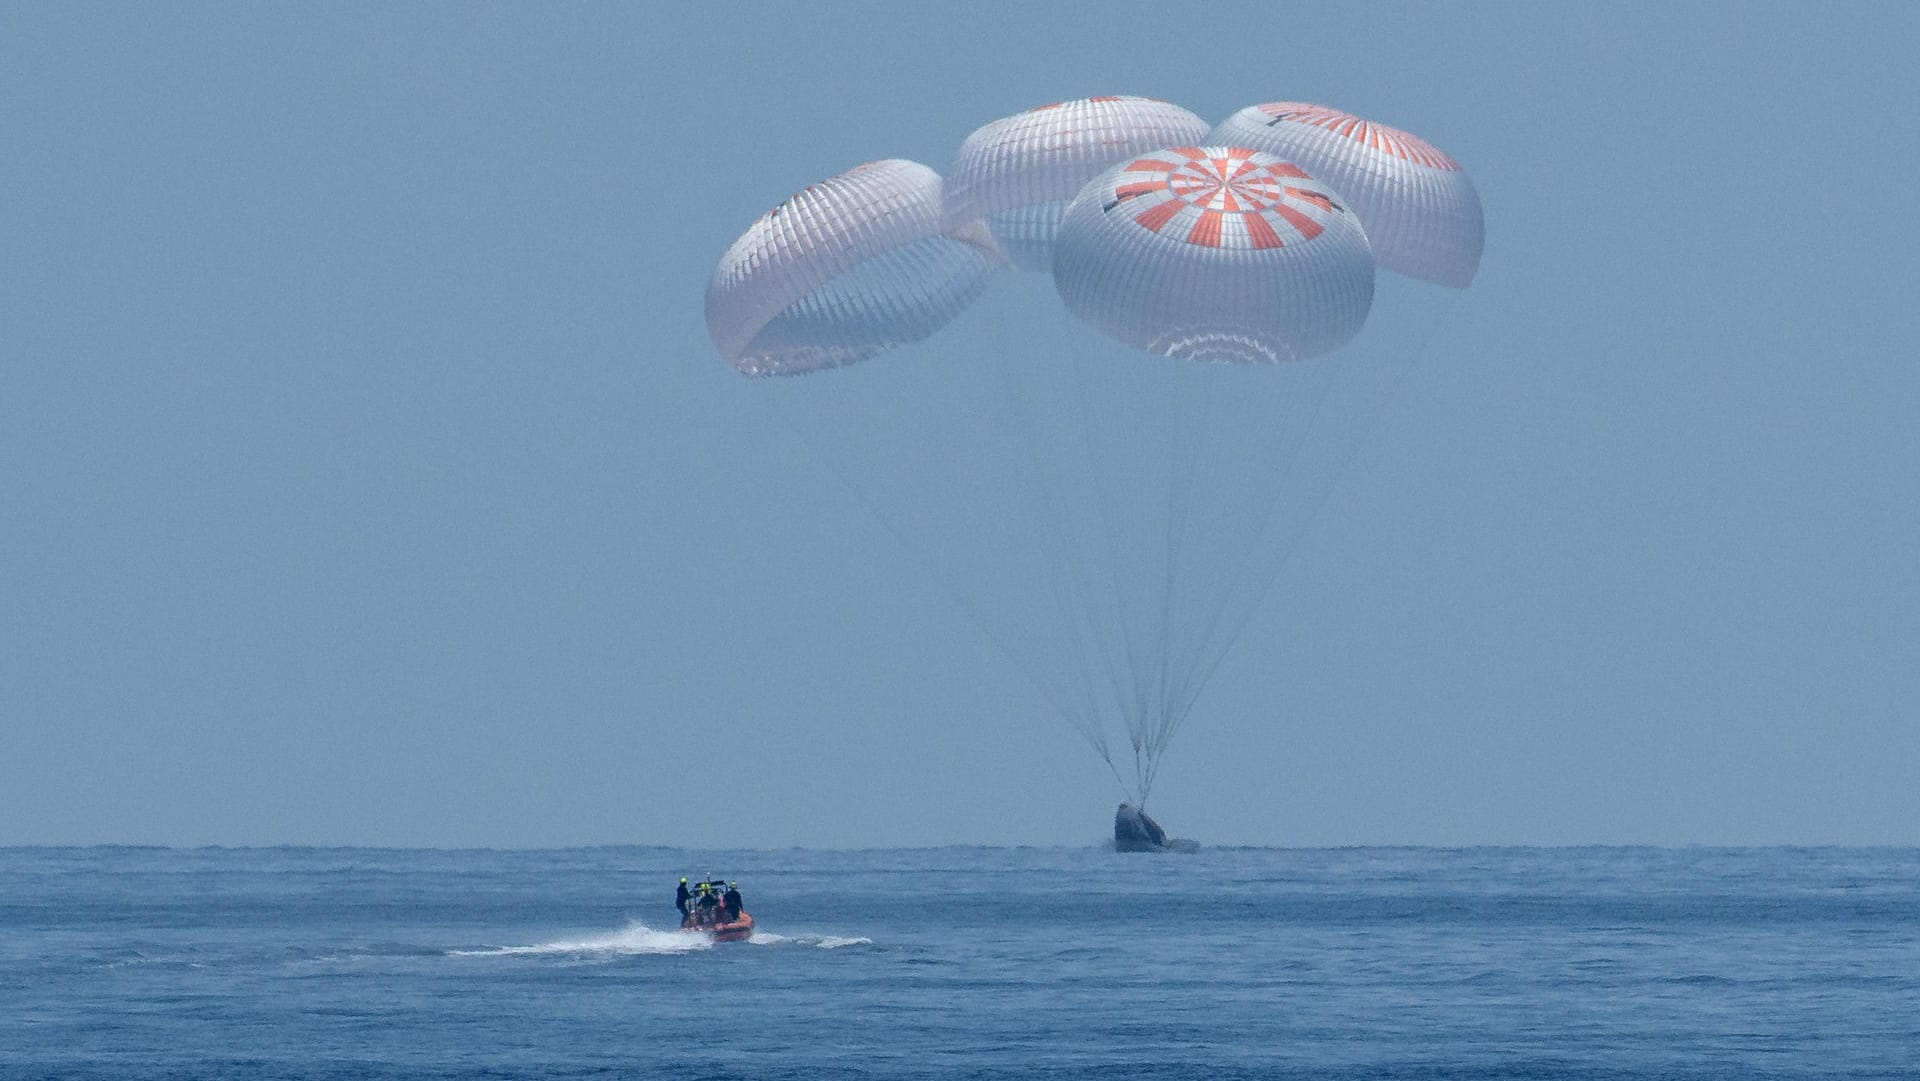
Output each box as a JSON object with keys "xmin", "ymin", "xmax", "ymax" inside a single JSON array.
[
  {"xmin": 1208, "ymin": 103, "xmax": 1483, "ymax": 287},
  {"xmin": 1052, "ymin": 146, "xmax": 1375, "ymax": 362}
]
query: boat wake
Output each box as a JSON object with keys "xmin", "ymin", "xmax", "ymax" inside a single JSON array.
[
  {"xmin": 746, "ymin": 931, "xmax": 871, "ymax": 950},
  {"xmin": 448, "ymin": 923, "xmax": 709, "ymax": 958},
  {"xmin": 447, "ymin": 923, "xmax": 872, "ymax": 958}
]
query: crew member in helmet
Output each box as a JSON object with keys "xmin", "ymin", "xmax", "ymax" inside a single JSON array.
[
  {"xmin": 694, "ymin": 876, "xmax": 720, "ymax": 925},
  {"xmin": 723, "ymin": 881, "xmax": 743, "ymax": 921},
  {"xmin": 675, "ymin": 877, "xmax": 691, "ymax": 922}
]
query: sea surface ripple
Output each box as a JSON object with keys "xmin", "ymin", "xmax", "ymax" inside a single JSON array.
[{"xmin": 2, "ymin": 845, "xmax": 1916, "ymax": 1078}]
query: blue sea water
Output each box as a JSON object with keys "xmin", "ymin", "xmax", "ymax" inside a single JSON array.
[{"xmin": 1, "ymin": 846, "xmax": 1915, "ymax": 1079}]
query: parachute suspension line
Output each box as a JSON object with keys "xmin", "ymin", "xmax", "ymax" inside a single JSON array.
[
  {"xmin": 1152, "ymin": 364, "xmax": 1192, "ymax": 754},
  {"xmin": 1165, "ymin": 299, "xmax": 1464, "ymax": 739},
  {"xmin": 994, "ymin": 315, "xmax": 1140, "ymax": 774},
  {"xmin": 1037, "ymin": 341, "xmax": 1147, "ymax": 774},
  {"xmin": 761, "ymin": 400, "xmax": 1106, "ymax": 770},
  {"xmin": 1147, "ymin": 349, "xmax": 1238, "ymax": 794},
  {"xmin": 979, "ymin": 311, "xmax": 1129, "ymax": 777},
  {"xmin": 1153, "ymin": 353, "xmax": 1347, "ymax": 756},
  {"xmin": 1061, "ymin": 313, "xmax": 1159, "ymax": 801},
  {"xmin": 1144, "ymin": 358, "xmax": 1216, "ymax": 796},
  {"xmin": 1132, "ymin": 353, "xmax": 1203, "ymax": 803}
]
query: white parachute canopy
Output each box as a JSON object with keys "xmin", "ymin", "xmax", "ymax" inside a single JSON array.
[
  {"xmin": 945, "ymin": 96, "xmax": 1211, "ymax": 273},
  {"xmin": 1208, "ymin": 103, "xmax": 1484, "ymax": 287},
  {"xmin": 705, "ymin": 159, "xmax": 1002, "ymax": 376},
  {"xmin": 1052, "ymin": 145, "xmax": 1375, "ymax": 362}
]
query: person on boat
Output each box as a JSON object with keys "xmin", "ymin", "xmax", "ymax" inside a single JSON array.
[
  {"xmin": 675, "ymin": 877, "xmax": 691, "ymax": 922},
  {"xmin": 693, "ymin": 880, "xmax": 720, "ymax": 926},
  {"xmin": 722, "ymin": 882, "xmax": 743, "ymax": 921}
]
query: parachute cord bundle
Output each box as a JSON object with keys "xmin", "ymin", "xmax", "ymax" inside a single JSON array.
[
  {"xmin": 1152, "ymin": 351, "xmax": 1346, "ymax": 761},
  {"xmin": 1060, "ymin": 309, "xmax": 1155, "ymax": 791},
  {"xmin": 984, "ymin": 305, "xmax": 1133, "ymax": 781},
  {"xmin": 1130, "ymin": 352, "xmax": 1344, "ymax": 804},
  {"xmin": 1036, "ymin": 311, "xmax": 1358, "ymax": 807},
  {"xmin": 1162, "ymin": 294, "xmax": 1466, "ymax": 741}
]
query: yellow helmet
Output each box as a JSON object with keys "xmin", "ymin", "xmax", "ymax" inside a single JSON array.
[{"xmin": 680, "ymin": 877, "xmax": 687, "ymax": 883}]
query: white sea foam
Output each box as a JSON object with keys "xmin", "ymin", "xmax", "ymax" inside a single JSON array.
[
  {"xmin": 450, "ymin": 922, "xmax": 872, "ymax": 957},
  {"xmin": 449, "ymin": 922, "xmax": 711, "ymax": 957},
  {"xmin": 748, "ymin": 931, "xmax": 872, "ymax": 949}
]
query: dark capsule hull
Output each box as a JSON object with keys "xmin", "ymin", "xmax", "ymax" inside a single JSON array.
[{"xmin": 1114, "ymin": 802, "xmax": 1170, "ymax": 852}]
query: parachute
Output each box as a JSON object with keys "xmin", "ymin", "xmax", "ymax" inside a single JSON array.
[
  {"xmin": 1052, "ymin": 145, "xmax": 1375, "ymax": 363},
  {"xmin": 945, "ymin": 96, "xmax": 1211, "ymax": 272},
  {"xmin": 706, "ymin": 159, "xmax": 1001, "ymax": 376},
  {"xmin": 1207, "ymin": 103, "xmax": 1484, "ymax": 288},
  {"xmin": 704, "ymin": 98, "xmax": 1480, "ymax": 809}
]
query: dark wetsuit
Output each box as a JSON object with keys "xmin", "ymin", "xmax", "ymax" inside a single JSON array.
[
  {"xmin": 675, "ymin": 882, "xmax": 690, "ymax": 920},
  {"xmin": 723, "ymin": 887, "xmax": 742, "ymax": 920}
]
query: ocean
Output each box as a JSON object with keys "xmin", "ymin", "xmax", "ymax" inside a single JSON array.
[{"xmin": 2, "ymin": 845, "xmax": 1915, "ymax": 1079}]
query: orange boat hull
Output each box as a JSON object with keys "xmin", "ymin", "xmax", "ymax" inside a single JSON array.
[
  {"xmin": 711, "ymin": 912, "xmax": 754, "ymax": 942},
  {"xmin": 682, "ymin": 911, "xmax": 754, "ymax": 942}
]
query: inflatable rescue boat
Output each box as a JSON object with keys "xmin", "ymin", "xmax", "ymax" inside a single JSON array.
[{"xmin": 678, "ymin": 876, "xmax": 753, "ymax": 941}]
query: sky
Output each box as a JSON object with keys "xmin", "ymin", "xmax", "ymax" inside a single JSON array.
[{"xmin": 3, "ymin": 2, "xmax": 1918, "ymax": 848}]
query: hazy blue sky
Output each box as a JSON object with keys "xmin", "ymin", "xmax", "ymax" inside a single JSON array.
[{"xmin": 4, "ymin": 2, "xmax": 1917, "ymax": 847}]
